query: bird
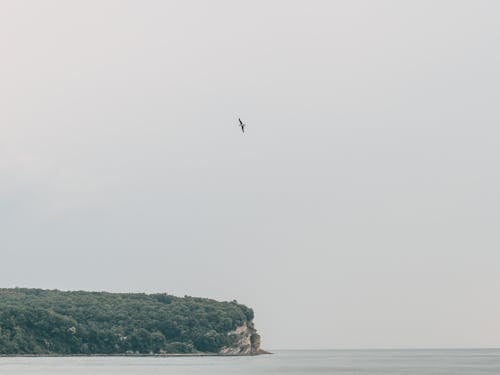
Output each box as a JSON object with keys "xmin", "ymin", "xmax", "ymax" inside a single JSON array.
[{"xmin": 238, "ymin": 118, "xmax": 246, "ymax": 133}]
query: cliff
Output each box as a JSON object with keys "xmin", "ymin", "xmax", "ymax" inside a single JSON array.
[{"xmin": 219, "ymin": 320, "xmax": 266, "ymax": 355}]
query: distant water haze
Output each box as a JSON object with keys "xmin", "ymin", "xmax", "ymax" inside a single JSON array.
[{"xmin": 1, "ymin": 1, "xmax": 499, "ymax": 349}]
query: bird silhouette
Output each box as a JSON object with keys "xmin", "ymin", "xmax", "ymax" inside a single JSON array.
[{"xmin": 238, "ymin": 118, "xmax": 246, "ymax": 133}]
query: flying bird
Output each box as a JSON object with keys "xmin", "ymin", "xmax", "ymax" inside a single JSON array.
[{"xmin": 238, "ymin": 118, "xmax": 246, "ymax": 133}]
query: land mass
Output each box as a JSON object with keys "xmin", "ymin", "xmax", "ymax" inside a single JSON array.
[{"xmin": 0, "ymin": 288, "xmax": 268, "ymax": 356}]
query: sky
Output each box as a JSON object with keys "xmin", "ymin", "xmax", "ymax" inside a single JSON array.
[{"xmin": 1, "ymin": 1, "xmax": 499, "ymax": 349}]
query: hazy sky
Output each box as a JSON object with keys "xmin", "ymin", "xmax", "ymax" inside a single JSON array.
[{"xmin": 1, "ymin": 1, "xmax": 500, "ymax": 349}]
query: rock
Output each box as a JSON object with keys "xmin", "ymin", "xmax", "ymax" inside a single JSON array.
[{"xmin": 219, "ymin": 320, "xmax": 269, "ymax": 355}]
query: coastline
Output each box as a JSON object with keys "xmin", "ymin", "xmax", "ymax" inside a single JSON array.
[{"xmin": 0, "ymin": 351, "xmax": 272, "ymax": 358}]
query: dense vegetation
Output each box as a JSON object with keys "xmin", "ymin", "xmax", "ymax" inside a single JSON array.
[{"xmin": 0, "ymin": 288, "xmax": 254, "ymax": 355}]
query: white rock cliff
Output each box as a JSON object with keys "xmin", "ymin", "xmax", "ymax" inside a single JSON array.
[{"xmin": 219, "ymin": 321, "xmax": 267, "ymax": 355}]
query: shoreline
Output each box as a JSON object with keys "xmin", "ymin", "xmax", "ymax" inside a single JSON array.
[{"xmin": 0, "ymin": 352, "xmax": 272, "ymax": 358}]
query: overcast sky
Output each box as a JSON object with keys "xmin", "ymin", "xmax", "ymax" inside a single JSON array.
[{"xmin": 1, "ymin": 1, "xmax": 500, "ymax": 349}]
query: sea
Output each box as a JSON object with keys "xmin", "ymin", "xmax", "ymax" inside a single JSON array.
[{"xmin": 1, "ymin": 349, "xmax": 500, "ymax": 374}]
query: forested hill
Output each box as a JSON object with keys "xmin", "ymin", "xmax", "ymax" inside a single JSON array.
[{"xmin": 0, "ymin": 288, "xmax": 260, "ymax": 355}]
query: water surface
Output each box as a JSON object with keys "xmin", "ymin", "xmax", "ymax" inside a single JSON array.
[{"xmin": 1, "ymin": 349, "xmax": 500, "ymax": 374}]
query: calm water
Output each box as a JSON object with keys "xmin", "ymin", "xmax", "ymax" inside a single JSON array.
[{"xmin": 1, "ymin": 350, "xmax": 500, "ymax": 374}]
